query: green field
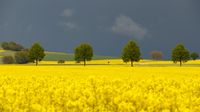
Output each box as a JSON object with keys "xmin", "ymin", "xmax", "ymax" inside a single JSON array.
[
  {"xmin": 44, "ymin": 51, "xmax": 116, "ymax": 61},
  {"xmin": 0, "ymin": 49, "xmax": 117, "ymax": 63}
]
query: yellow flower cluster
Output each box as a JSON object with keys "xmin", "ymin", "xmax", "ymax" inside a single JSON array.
[{"xmin": 0, "ymin": 66, "xmax": 200, "ymax": 111}]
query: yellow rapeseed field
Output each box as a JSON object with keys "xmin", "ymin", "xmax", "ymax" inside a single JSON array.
[
  {"xmin": 0, "ymin": 65, "xmax": 200, "ymax": 112},
  {"xmin": 40, "ymin": 59, "xmax": 200, "ymax": 65}
]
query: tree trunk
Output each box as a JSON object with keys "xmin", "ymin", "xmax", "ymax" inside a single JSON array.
[
  {"xmin": 36, "ymin": 60, "xmax": 38, "ymax": 66},
  {"xmin": 84, "ymin": 59, "xmax": 86, "ymax": 66},
  {"xmin": 131, "ymin": 61, "xmax": 133, "ymax": 67},
  {"xmin": 180, "ymin": 60, "xmax": 182, "ymax": 67}
]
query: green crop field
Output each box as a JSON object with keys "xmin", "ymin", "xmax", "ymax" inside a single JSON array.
[{"xmin": 0, "ymin": 49, "xmax": 117, "ymax": 63}]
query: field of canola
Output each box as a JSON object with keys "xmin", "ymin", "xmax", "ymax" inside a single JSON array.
[
  {"xmin": 0, "ymin": 65, "xmax": 200, "ymax": 112},
  {"xmin": 37, "ymin": 59, "xmax": 200, "ymax": 66}
]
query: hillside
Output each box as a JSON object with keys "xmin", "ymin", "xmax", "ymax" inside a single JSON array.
[
  {"xmin": 0, "ymin": 49, "xmax": 117, "ymax": 63},
  {"xmin": 44, "ymin": 51, "xmax": 116, "ymax": 61}
]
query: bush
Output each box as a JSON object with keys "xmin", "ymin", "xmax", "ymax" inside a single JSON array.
[
  {"xmin": 15, "ymin": 51, "xmax": 30, "ymax": 64},
  {"xmin": 150, "ymin": 51, "xmax": 163, "ymax": 60},
  {"xmin": 1, "ymin": 41, "xmax": 24, "ymax": 51},
  {"xmin": 191, "ymin": 52, "xmax": 199, "ymax": 60},
  {"xmin": 2, "ymin": 56, "xmax": 14, "ymax": 64},
  {"xmin": 58, "ymin": 60, "xmax": 65, "ymax": 64}
]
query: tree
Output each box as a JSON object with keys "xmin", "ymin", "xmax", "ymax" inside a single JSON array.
[
  {"xmin": 8, "ymin": 41, "xmax": 24, "ymax": 51},
  {"xmin": 191, "ymin": 52, "xmax": 199, "ymax": 60},
  {"xmin": 29, "ymin": 43, "xmax": 45, "ymax": 66},
  {"xmin": 1, "ymin": 42, "xmax": 9, "ymax": 50},
  {"xmin": 74, "ymin": 43, "xmax": 93, "ymax": 66},
  {"xmin": 150, "ymin": 51, "xmax": 163, "ymax": 60},
  {"xmin": 2, "ymin": 56, "xmax": 14, "ymax": 64},
  {"xmin": 122, "ymin": 40, "xmax": 141, "ymax": 67},
  {"xmin": 171, "ymin": 44, "xmax": 190, "ymax": 66},
  {"xmin": 15, "ymin": 51, "xmax": 30, "ymax": 64},
  {"xmin": 1, "ymin": 41, "xmax": 24, "ymax": 51}
]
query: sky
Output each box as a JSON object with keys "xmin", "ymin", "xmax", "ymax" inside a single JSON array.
[{"xmin": 0, "ymin": 0, "xmax": 200, "ymax": 59}]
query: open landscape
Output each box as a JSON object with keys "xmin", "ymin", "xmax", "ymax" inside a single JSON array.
[
  {"xmin": 1, "ymin": 44, "xmax": 200, "ymax": 111},
  {"xmin": 1, "ymin": 45, "xmax": 200, "ymax": 112},
  {"xmin": 1, "ymin": 0, "xmax": 200, "ymax": 111},
  {"xmin": 1, "ymin": 45, "xmax": 200, "ymax": 111}
]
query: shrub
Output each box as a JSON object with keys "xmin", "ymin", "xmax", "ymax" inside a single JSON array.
[
  {"xmin": 150, "ymin": 51, "xmax": 163, "ymax": 60},
  {"xmin": 191, "ymin": 52, "xmax": 199, "ymax": 60},
  {"xmin": 15, "ymin": 51, "xmax": 30, "ymax": 64},
  {"xmin": 2, "ymin": 56, "xmax": 14, "ymax": 64},
  {"xmin": 58, "ymin": 60, "xmax": 65, "ymax": 64}
]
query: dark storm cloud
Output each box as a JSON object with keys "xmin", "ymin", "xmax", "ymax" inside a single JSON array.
[{"xmin": 0, "ymin": 0, "xmax": 199, "ymax": 58}]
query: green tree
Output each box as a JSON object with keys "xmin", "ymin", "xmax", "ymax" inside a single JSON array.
[
  {"xmin": 15, "ymin": 51, "xmax": 30, "ymax": 64},
  {"xmin": 172, "ymin": 44, "xmax": 190, "ymax": 66},
  {"xmin": 74, "ymin": 43, "xmax": 93, "ymax": 66},
  {"xmin": 190, "ymin": 52, "xmax": 199, "ymax": 60},
  {"xmin": 1, "ymin": 41, "xmax": 24, "ymax": 51},
  {"xmin": 122, "ymin": 40, "xmax": 141, "ymax": 67},
  {"xmin": 1, "ymin": 42, "xmax": 9, "ymax": 50},
  {"xmin": 150, "ymin": 51, "xmax": 163, "ymax": 60},
  {"xmin": 29, "ymin": 43, "xmax": 45, "ymax": 66}
]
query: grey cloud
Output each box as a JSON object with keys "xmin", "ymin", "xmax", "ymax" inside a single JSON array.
[
  {"xmin": 59, "ymin": 22, "xmax": 79, "ymax": 30},
  {"xmin": 59, "ymin": 8, "xmax": 79, "ymax": 30},
  {"xmin": 62, "ymin": 8, "xmax": 74, "ymax": 18},
  {"xmin": 111, "ymin": 15, "xmax": 147, "ymax": 39}
]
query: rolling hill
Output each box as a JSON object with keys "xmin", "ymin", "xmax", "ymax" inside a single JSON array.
[
  {"xmin": 44, "ymin": 51, "xmax": 116, "ymax": 61},
  {"xmin": 0, "ymin": 49, "xmax": 117, "ymax": 63}
]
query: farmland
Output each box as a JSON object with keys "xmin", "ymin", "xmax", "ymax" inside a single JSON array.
[
  {"xmin": 1, "ymin": 45, "xmax": 200, "ymax": 111},
  {"xmin": 0, "ymin": 65, "xmax": 200, "ymax": 111},
  {"xmin": 0, "ymin": 0, "xmax": 199, "ymax": 111},
  {"xmin": 0, "ymin": 49, "xmax": 116, "ymax": 63}
]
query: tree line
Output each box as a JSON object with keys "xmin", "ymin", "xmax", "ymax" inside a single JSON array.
[
  {"xmin": 122, "ymin": 41, "xmax": 199, "ymax": 67},
  {"xmin": 1, "ymin": 42, "xmax": 45, "ymax": 66},
  {"xmin": 1, "ymin": 40, "xmax": 199, "ymax": 66}
]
